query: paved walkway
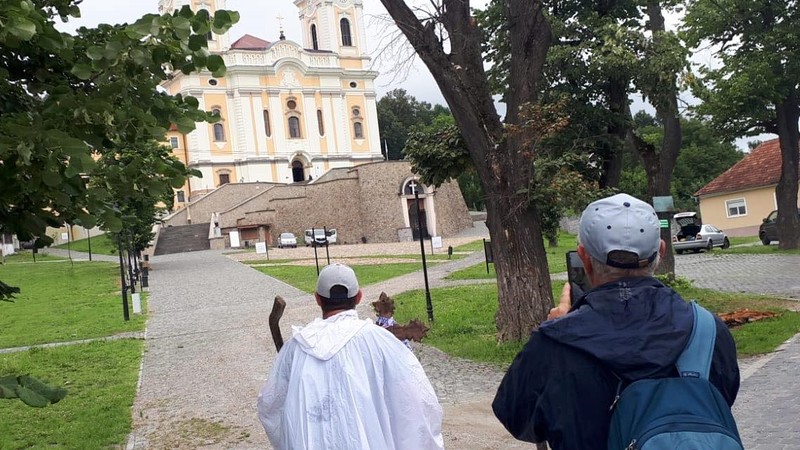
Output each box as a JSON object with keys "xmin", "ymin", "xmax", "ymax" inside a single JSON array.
[{"xmin": 122, "ymin": 235, "xmax": 800, "ymax": 449}]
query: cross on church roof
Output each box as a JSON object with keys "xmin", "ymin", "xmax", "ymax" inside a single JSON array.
[
  {"xmin": 277, "ymin": 14, "xmax": 285, "ymax": 40},
  {"xmin": 408, "ymin": 181, "xmax": 418, "ymax": 194}
]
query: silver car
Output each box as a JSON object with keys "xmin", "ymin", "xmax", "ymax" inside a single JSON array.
[
  {"xmin": 672, "ymin": 213, "xmax": 730, "ymax": 254},
  {"xmin": 277, "ymin": 232, "xmax": 297, "ymax": 248}
]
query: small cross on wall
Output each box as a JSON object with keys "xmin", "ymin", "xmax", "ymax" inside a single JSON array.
[{"xmin": 408, "ymin": 181, "xmax": 418, "ymax": 195}]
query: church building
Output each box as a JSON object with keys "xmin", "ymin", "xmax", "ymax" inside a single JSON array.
[{"xmin": 158, "ymin": 0, "xmax": 384, "ymax": 205}]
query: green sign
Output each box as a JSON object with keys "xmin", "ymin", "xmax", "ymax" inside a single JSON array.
[{"xmin": 659, "ymin": 219, "xmax": 669, "ymax": 229}]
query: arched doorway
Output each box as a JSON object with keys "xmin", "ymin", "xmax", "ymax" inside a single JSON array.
[
  {"xmin": 291, "ymin": 160, "xmax": 305, "ymax": 182},
  {"xmin": 403, "ymin": 180, "xmax": 430, "ymax": 240}
]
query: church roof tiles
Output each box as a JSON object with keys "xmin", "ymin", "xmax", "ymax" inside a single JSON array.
[{"xmin": 230, "ymin": 34, "xmax": 270, "ymax": 50}]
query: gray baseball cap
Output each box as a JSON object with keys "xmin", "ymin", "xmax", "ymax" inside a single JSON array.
[
  {"xmin": 579, "ymin": 193, "xmax": 661, "ymax": 269},
  {"xmin": 316, "ymin": 263, "xmax": 359, "ymax": 300}
]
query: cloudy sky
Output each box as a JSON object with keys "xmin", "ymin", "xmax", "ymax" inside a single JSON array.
[{"xmin": 64, "ymin": 0, "xmax": 766, "ymax": 149}]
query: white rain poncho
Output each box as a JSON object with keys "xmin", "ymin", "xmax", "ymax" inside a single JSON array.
[{"xmin": 257, "ymin": 310, "xmax": 444, "ymax": 450}]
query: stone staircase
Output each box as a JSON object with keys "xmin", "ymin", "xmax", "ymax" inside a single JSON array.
[{"xmin": 154, "ymin": 223, "xmax": 211, "ymax": 256}]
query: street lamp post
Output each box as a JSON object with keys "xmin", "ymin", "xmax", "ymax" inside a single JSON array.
[{"xmin": 412, "ymin": 182, "xmax": 434, "ymax": 323}]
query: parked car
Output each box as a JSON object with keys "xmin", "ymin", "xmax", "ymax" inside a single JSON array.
[
  {"xmin": 672, "ymin": 212, "xmax": 730, "ymax": 254},
  {"xmin": 304, "ymin": 228, "xmax": 337, "ymax": 246},
  {"xmin": 759, "ymin": 208, "xmax": 800, "ymax": 245},
  {"xmin": 277, "ymin": 232, "xmax": 297, "ymax": 248}
]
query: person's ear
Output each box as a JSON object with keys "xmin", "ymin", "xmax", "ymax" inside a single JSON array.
[
  {"xmin": 354, "ymin": 290, "xmax": 362, "ymax": 305},
  {"xmin": 658, "ymin": 239, "xmax": 667, "ymax": 258}
]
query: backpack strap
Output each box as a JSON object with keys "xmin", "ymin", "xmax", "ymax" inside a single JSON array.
[{"xmin": 675, "ymin": 301, "xmax": 717, "ymax": 380}]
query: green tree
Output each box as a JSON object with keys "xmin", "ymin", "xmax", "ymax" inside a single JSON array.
[
  {"xmin": 0, "ymin": 1, "xmax": 238, "ymax": 299},
  {"xmin": 684, "ymin": 0, "xmax": 800, "ymax": 249},
  {"xmin": 376, "ymin": 89, "xmax": 444, "ymax": 160},
  {"xmin": 379, "ymin": 0, "xmax": 558, "ymax": 342}
]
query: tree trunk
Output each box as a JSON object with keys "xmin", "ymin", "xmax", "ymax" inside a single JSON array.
[
  {"xmin": 380, "ymin": 0, "xmax": 555, "ymax": 339},
  {"xmin": 600, "ymin": 76, "xmax": 629, "ymax": 189},
  {"xmin": 774, "ymin": 95, "xmax": 800, "ymax": 250}
]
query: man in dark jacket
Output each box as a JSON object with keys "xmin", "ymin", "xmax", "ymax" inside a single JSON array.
[{"xmin": 492, "ymin": 193, "xmax": 740, "ymax": 450}]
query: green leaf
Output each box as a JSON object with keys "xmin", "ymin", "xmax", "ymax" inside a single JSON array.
[
  {"xmin": 175, "ymin": 116, "xmax": 196, "ymax": 134},
  {"xmin": 9, "ymin": 18, "xmax": 37, "ymax": 41},
  {"xmin": 206, "ymin": 54, "xmax": 225, "ymax": 73},
  {"xmin": 188, "ymin": 34, "xmax": 206, "ymax": 51},
  {"xmin": 71, "ymin": 63, "xmax": 93, "ymax": 80},
  {"xmin": 42, "ymin": 170, "xmax": 62, "ymax": 187},
  {"xmin": 87, "ymin": 45, "xmax": 105, "ymax": 61}
]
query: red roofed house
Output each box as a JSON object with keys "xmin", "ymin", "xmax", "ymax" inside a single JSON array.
[{"xmin": 695, "ymin": 139, "xmax": 800, "ymax": 236}]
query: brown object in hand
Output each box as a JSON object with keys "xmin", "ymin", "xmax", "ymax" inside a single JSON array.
[
  {"xmin": 269, "ymin": 296, "xmax": 286, "ymax": 351},
  {"xmin": 717, "ymin": 309, "xmax": 778, "ymax": 327},
  {"xmin": 372, "ymin": 292, "xmax": 396, "ymax": 318},
  {"xmin": 387, "ymin": 319, "xmax": 429, "ymax": 342}
]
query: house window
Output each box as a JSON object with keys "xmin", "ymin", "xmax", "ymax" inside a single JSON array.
[
  {"xmin": 340, "ymin": 18, "xmax": 352, "ymax": 46},
  {"xmin": 213, "ymin": 123, "xmax": 225, "ymax": 142},
  {"xmin": 317, "ymin": 110, "xmax": 325, "ymax": 136},
  {"xmin": 169, "ymin": 137, "xmax": 179, "ymax": 149},
  {"xmin": 176, "ymin": 190, "xmax": 185, "ymax": 203},
  {"xmin": 219, "ymin": 173, "xmax": 230, "ymax": 185},
  {"xmin": 353, "ymin": 121, "xmax": 364, "ymax": 139},
  {"xmin": 288, "ymin": 116, "xmax": 302, "ymax": 138},
  {"xmin": 311, "ymin": 24, "xmax": 319, "ymax": 50},
  {"xmin": 263, "ymin": 110, "xmax": 272, "ymax": 137},
  {"xmin": 726, "ymin": 198, "xmax": 747, "ymax": 217}
]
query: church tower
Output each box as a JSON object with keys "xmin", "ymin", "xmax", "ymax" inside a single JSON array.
[
  {"xmin": 158, "ymin": 0, "xmax": 231, "ymax": 52},
  {"xmin": 294, "ymin": 0, "xmax": 368, "ymax": 58}
]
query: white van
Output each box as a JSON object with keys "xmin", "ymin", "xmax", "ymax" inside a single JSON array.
[{"xmin": 304, "ymin": 228, "xmax": 337, "ymax": 246}]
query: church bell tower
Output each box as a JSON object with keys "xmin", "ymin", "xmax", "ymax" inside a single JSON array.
[{"xmin": 294, "ymin": 0, "xmax": 367, "ymax": 57}]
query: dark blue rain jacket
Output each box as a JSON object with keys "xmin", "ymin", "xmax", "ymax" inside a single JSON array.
[{"xmin": 492, "ymin": 277, "xmax": 740, "ymax": 450}]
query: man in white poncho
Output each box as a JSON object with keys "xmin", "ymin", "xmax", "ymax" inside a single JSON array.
[{"xmin": 257, "ymin": 263, "xmax": 444, "ymax": 450}]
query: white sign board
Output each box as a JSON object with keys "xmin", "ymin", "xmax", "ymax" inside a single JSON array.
[
  {"xmin": 132, "ymin": 293, "xmax": 142, "ymax": 314},
  {"xmin": 61, "ymin": 232, "xmax": 69, "ymax": 241},
  {"xmin": 431, "ymin": 236, "xmax": 443, "ymax": 249},
  {"xmin": 229, "ymin": 231, "xmax": 241, "ymax": 248},
  {"xmin": 255, "ymin": 242, "xmax": 267, "ymax": 254}
]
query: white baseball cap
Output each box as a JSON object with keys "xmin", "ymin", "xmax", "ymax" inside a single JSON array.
[
  {"xmin": 316, "ymin": 264, "xmax": 359, "ymax": 300},
  {"xmin": 579, "ymin": 193, "xmax": 661, "ymax": 268}
]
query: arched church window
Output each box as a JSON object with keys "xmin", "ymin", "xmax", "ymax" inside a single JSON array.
[
  {"xmin": 317, "ymin": 110, "xmax": 325, "ymax": 136},
  {"xmin": 353, "ymin": 121, "xmax": 364, "ymax": 139},
  {"xmin": 291, "ymin": 160, "xmax": 305, "ymax": 183},
  {"xmin": 340, "ymin": 18, "xmax": 352, "ymax": 47},
  {"xmin": 213, "ymin": 123, "xmax": 225, "ymax": 142},
  {"xmin": 288, "ymin": 116, "xmax": 302, "ymax": 138},
  {"xmin": 404, "ymin": 179, "xmax": 426, "ymax": 196},
  {"xmin": 311, "ymin": 24, "xmax": 319, "ymax": 50},
  {"xmin": 263, "ymin": 110, "xmax": 272, "ymax": 137}
]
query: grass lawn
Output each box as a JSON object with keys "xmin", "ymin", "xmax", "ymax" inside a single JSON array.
[
  {"xmin": 253, "ymin": 262, "xmax": 438, "ymax": 293},
  {"xmin": 0, "ymin": 255, "xmax": 146, "ymax": 348},
  {"xmin": 53, "ymin": 234, "xmax": 118, "ymax": 256},
  {"xmin": 0, "ymin": 340, "xmax": 143, "ymax": 449},
  {"xmin": 727, "ymin": 236, "xmax": 761, "ymax": 247},
  {"xmin": 447, "ymin": 233, "xmax": 578, "ymax": 280},
  {"xmin": 394, "ymin": 282, "xmax": 800, "ymax": 366}
]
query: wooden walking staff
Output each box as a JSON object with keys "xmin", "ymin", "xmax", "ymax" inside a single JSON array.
[{"xmin": 268, "ymin": 296, "xmax": 286, "ymax": 352}]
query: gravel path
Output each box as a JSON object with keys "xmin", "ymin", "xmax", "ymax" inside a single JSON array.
[{"xmin": 125, "ymin": 226, "xmax": 800, "ymax": 449}]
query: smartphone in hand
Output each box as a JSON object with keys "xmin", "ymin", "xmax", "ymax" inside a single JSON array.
[{"xmin": 566, "ymin": 251, "xmax": 592, "ymax": 304}]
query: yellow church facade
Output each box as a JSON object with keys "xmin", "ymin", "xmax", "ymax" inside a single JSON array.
[{"xmin": 158, "ymin": 0, "xmax": 384, "ymax": 205}]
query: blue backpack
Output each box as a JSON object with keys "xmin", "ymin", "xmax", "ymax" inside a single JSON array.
[{"xmin": 607, "ymin": 302, "xmax": 743, "ymax": 450}]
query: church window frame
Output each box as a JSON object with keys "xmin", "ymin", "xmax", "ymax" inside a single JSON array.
[
  {"xmin": 169, "ymin": 136, "xmax": 179, "ymax": 149},
  {"xmin": 311, "ymin": 24, "xmax": 319, "ymax": 50},
  {"xmin": 317, "ymin": 109, "xmax": 325, "ymax": 136},
  {"xmin": 340, "ymin": 18, "xmax": 353, "ymax": 47},
  {"xmin": 353, "ymin": 121, "xmax": 364, "ymax": 139},
  {"xmin": 288, "ymin": 116, "xmax": 302, "ymax": 139},
  {"xmin": 218, "ymin": 173, "xmax": 230, "ymax": 186}
]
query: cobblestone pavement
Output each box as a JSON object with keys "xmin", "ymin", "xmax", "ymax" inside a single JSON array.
[
  {"xmin": 125, "ymin": 226, "xmax": 800, "ymax": 449},
  {"xmin": 674, "ymin": 251, "xmax": 800, "ymax": 299}
]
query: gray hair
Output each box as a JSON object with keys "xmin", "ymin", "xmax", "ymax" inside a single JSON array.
[{"xmin": 590, "ymin": 252, "xmax": 660, "ymax": 285}]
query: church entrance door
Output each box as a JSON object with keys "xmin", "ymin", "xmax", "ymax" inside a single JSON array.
[
  {"xmin": 407, "ymin": 198, "xmax": 429, "ymax": 240},
  {"xmin": 291, "ymin": 161, "xmax": 304, "ymax": 182}
]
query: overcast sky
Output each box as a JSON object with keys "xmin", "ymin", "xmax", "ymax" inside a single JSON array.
[{"xmin": 64, "ymin": 0, "xmax": 767, "ymax": 150}]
